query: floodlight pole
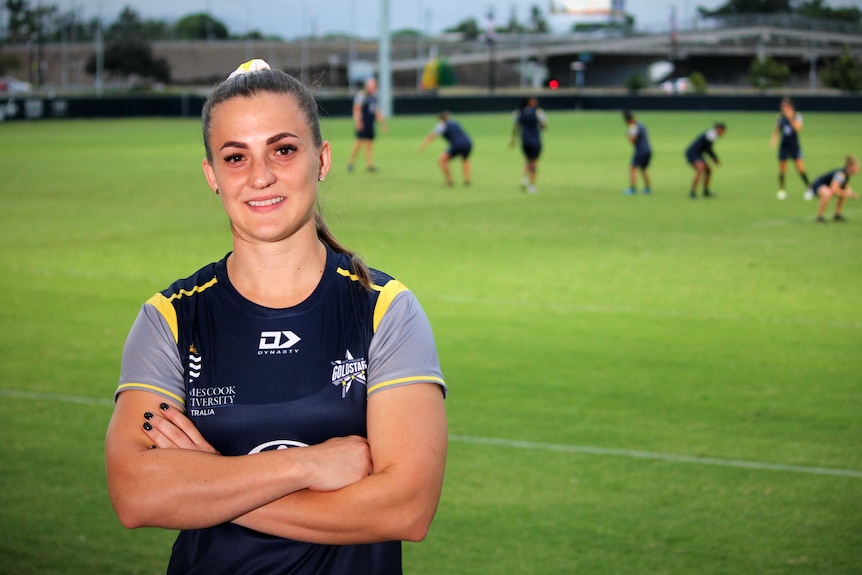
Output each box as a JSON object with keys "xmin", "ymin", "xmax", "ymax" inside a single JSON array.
[{"xmin": 378, "ymin": 0, "xmax": 393, "ymax": 118}]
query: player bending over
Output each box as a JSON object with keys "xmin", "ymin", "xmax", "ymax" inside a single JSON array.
[
  {"xmin": 685, "ymin": 122, "xmax": 726, "ymax": 199},
  {"xmin": 418, "ymin": 111, "xmax": 473, "ymax": 186},
  {"xmin": 811, "ymin": 155, "xmax": 859, "ymax": 223}
]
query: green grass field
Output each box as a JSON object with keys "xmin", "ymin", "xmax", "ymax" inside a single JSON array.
[{"xmin": 1, "ymin": 108, "xmax": 860, "ymax": 575}]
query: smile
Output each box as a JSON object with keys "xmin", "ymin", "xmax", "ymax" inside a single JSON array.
[{"xmin": 247, "ymin": 197, "xmax": 285, "ymax": 207}]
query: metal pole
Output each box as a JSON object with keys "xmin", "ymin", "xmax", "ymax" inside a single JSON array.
[
  {"xmin": 378, "ymin": 0, "xmax": 392, "ymax": 118},
  {"xmin": 95, "ymin": 0, "xmax": 103, "ymax": 96}
]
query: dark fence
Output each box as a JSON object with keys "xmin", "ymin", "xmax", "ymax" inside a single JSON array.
[{"xmin": 1, "ymin": 93, "xmax": 860, "ymax": 122}]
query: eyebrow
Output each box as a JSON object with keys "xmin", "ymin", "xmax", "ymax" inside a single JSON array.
[{"xmin": 219, "ymin": 132, "xmax": 300, "ymax": 151}]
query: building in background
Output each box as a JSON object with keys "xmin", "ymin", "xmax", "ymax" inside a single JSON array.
[{"xmin": 548, "ymin": 0, "xmax": 629, "ymax": 33}]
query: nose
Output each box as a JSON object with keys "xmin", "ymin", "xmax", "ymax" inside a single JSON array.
[{"xmin": 249, "ymin": 158, "xmax": 276, "ymax": 189}]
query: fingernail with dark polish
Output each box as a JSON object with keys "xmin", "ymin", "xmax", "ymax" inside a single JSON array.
[
  {"xmin": 160, "ymin": 403, "xmax": 170, "ymax": 411},
  {"xmin": 143, "ymin": 421, "xmax": 153, "ymax": 431},
  {"xmin": 144, "ymin": 412, "xmax": 154, "ymax": 420}
]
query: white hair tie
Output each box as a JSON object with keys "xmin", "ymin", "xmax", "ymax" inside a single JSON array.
[{"xmin": 227, "ymin": 59, "xmax": 271, "ymax": 79}]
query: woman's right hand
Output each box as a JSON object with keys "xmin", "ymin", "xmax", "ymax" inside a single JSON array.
[{"xmin": 300, "ymin": 435, "xmax": 372, "ymax": 492}]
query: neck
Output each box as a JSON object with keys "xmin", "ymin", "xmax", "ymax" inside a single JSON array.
[{"xmin": 227, "ymin": 229, "xmax": 327, "ymax": 309}]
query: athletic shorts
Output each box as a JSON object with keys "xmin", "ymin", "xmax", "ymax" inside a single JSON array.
[
  {"xmin": 778, "ymin": 145, "xmax": 802, "ymax": 161},
  {"xmin": 631, "ymin": 150, "xmax": 652, "ymax": 169},
  {"xmin": 685, "ymin": 150, "xmax": 703, "ymax": 165},
  {"xmin": 355, "ymin": 126, "xmax": 375, "ymax": 140},
  {"xmin": 447, "ymin": 143, "xmax": 472, "ymax": 160},
  {"xmin": 522, "ymin": 143, "xmax": 542, "ymax": 161}
]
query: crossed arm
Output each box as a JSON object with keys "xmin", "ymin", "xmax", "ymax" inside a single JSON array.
[{"xmin": 105, "ymin": 383, "xmax": 447, "ymax": 543}]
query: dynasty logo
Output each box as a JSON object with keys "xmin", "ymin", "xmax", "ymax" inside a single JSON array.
[{"xmin": 258, "ymin": 331, "xmax": 301, "ymax": 355}]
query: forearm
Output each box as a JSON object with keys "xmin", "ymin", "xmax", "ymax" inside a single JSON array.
[
  {"xmin": 234, "ymin": 465, "xmax": 443, "ymax": 544},
  {"xmin": 108, "ymin": 443, "xmax": 320, "ymax": 530},
  {"xmin": 106, "ymin": 392, "xmax": 370, "ymax": 530},
  {"xmin": 234, "ymin": 384, "xmax": 447, "ymax": 544}
]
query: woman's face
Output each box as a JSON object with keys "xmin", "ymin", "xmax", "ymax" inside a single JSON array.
[{"xmin": 202, "ymin": 91, "xmax": 330, "ymax": 246}]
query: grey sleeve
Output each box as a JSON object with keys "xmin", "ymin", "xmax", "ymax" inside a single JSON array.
[
  {"xmin": 115, "ymin": 304, "xmax": 186, "ymax": 409},
  {"xmin": 367, "ymin": 291, "xmax": 446, "ymax": 398}
]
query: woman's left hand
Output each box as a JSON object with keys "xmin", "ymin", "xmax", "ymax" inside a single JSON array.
[{"xmin": 143, "ymin": 403, "xmax": 220, "ymax": 454}]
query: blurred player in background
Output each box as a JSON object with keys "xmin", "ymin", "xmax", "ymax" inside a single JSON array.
[
  {"xmin": 622, "ymin": 110, "xmax": 652, "ymax": 195},
  {"xmin": 418, "ymin": 111, "xmax": 473, "ymax": 186},
  {"xmin": 510, "ymin": 96, "xmax": 547, "ymax": 194},
  {"xmin": 685, "ymin": 122, "xmax": 726, "ymax": 199},
  {"xmin": 811, "ymin": 155, "xmax": 859, "ymax": 223},
  {"xmin": 347, "ymin": 77, "xmax": 387, "ymax": 172},
  {"xmin": 769, "ymin": 97, "xmax": 810, "ymax": 197}
]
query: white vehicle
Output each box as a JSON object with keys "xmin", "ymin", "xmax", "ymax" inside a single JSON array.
[{"xmin": 0, "ymin": 76, "xmax": 33, "ymax": 93}]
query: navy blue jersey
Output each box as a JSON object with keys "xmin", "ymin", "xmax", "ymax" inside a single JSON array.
[
  {"xmin": 776, "ymin": 113, "xmax": 803, "ymax": 160},
  {"xmin": 117, "ymin": 248, "xmax": 445, "ymax": 574},
  {"xmin": 777, "ymin": 113, "xmax": 801, "ymax": 150},
  {"xmin": 514, "ymin": 106, "xmax": 545, "ymax": 149},
  {"xmin": 628, "ymin": 121, "xmax": 651, "ymax": 156},
  {"xmin": 354, "ymin": 91, "xmax": 378, "ymax": 139},
  {"xmin": 628, "ymin": 121, "xmax": 652, "ymax": 168},
  {"xmin": 811, "ymin": 167, "xmax": 851, "ymax": 193},
  {"xmin": 685, "ymin": 128, "xmax": 719, "ymax": 163},
  {"xmin": 434, "ymin": 119, "xmax": 472, "ymax": 158},
  {"xmin": 434, "ymin": 119, "xmax": 471, "ymax": 149}
]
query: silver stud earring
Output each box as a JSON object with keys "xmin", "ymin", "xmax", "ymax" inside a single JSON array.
[{"xmin": 318, "ymin": 175, "xmax": 325, "ymax": 181}]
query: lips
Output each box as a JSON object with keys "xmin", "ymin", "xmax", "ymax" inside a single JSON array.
[{"xmin": 247, "ymin": 196, "xmax": 285, "ymax": 207}]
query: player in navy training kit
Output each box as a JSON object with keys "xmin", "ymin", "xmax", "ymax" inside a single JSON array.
[
  {"xmin": 418, "ymin": 111, "xmax": 473, "ymax": 186},
  {"xmin": 810, "ymin": 155, "xmax": 859, "ymax": 223},
  {"xmin": 348, "ymin": 77, "xmax": 387, "ymax": 172},
  {"xmin": 511, "ymin": 96, "xmax": 547, "ymax": 194},
  {"xmin": 622, "ymin": 110, "xmax": 652, "ymax": 195},
  {"xmin": 106, "ymin": 60, "xmax": 447, "ymax": 575},
  {"xmin": 769, "ymin": 97, "xmax": 810, "ymax": 196},
  {"xmin": 685, "ymin": 122, "xmax": 726, "ymax": 199}
]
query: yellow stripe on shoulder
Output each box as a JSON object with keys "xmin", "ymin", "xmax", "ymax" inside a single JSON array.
[
  {"xmin": 146, "ymin": 293, "xmax": 179, "ymax": 343},
  {"xmin": 335, "ymin": 267, "xmax": 409, "ymax": 333},
  {"xmin": 145, "ymin": 277, "xmax": 218, "ymax": 344},
  {"xmin": 372, "ymin": 279, "xmax": 408, "ymax": 333}
]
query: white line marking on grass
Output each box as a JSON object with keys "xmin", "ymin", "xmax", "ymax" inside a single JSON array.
[
  {"xmin": 450, "ymin": 434, "xmax": 862, "ymax": 479},
  {"xmin": 0, "ymin": 388, "xmax": 113, "ymax": 406},
  {"xmin": 5, "ymin": 389, "xmax": 859, "ymax": 479},
  {"xmin": 434, "ymin": 295, "xmax": 862, "ymax": 330}
]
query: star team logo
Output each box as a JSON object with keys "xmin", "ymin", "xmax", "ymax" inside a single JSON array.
[{"xmin": 331, "ymin": 350, "xmax": 367, "ymax": 398}]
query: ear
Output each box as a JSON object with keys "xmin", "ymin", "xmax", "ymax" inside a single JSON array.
[
  {"xmin": 318, "ymin": 141, "xmax": 332, "ymax": 181},
  {"xmin": 202, "ymin": 158, "xmax": 218, "ymax": 193}
]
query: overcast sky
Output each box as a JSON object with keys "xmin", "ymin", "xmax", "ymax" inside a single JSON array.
[
  {"xmin": 78, "ymin": 0, "xmax": 733, "ymax": 37},
  {"xmin": 78, "ymin": 0, "xmax": 862, "ymax": 38}
]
